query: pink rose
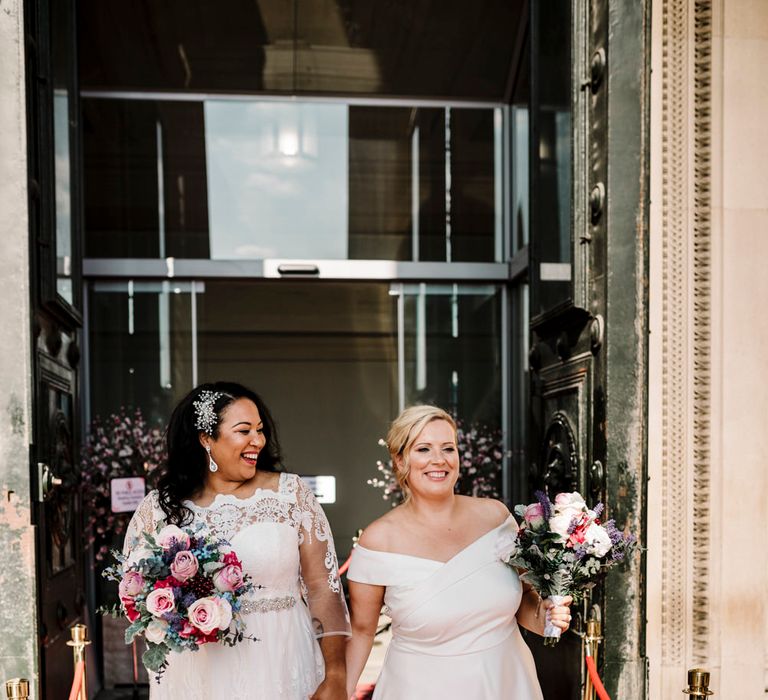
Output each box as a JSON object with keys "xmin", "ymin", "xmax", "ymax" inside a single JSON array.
[
  {"xmin": 213, "ymin": 564, "xmax": 244, "ymax": 593},
  {"xmin": 523, "ymin": 503, "xmax": 546, "ymax": 530},
  {"xmin": 170, "ymin": 550, "xmax": 199, "ymax": 582},
  {"xmin": 146, "ymin": 587, "xmax": 176, "ymax": 617},
  {"xmin": 156, "ymin": 525, "xmax": 190, "ymax": 550},
  {"xmin": 118, "ymin": 570, "xmax": 145, "ymax": 598},
  {"xmin": 187, "ymin": 596, "xmax": 232, "ymax": 634}
]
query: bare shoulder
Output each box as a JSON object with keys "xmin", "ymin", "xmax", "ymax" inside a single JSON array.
[
  {"xmin": 459, "ymin": 495, "xmax": 510, "ymax": 528},
  {"xmin": 357, "ymin": 507, "xmax": 406, "ymax": 552}
]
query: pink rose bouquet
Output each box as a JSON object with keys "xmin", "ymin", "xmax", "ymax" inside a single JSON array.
[
  {"xmin": 497, "ymin": 490, "xmax": 636, "ymax": 646},
  {"xmin": 101, "ymin": 523, "xmax": 256, "ymax": 679}
]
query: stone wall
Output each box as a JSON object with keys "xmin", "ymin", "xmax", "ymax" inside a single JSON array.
[
  {"xmin": 648, "ymin": 0, "xmax": 768, "ymax": 696},
  {"xmin": 0, "ymin": 0, "xmax": 38, "ymax": 695}
]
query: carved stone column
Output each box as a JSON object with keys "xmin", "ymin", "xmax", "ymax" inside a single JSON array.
[{"xmin": 649, "ymin": 0, "xmax": 768, "ymax": 696}]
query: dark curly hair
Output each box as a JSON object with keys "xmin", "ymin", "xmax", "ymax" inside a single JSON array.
[{"xmin": 156, "ymin": 381, "xmax": 283, "ymax": 525}]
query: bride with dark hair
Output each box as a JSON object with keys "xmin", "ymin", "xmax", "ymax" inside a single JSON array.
[{"xmin": 124, "ymin": 381, "xmax": 349, "ymax": 700}]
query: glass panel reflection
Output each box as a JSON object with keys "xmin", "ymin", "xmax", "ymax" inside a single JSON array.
[
  {"xmin": 52, "ymin": 0, "xmax": 74, "ymax": 303},
  {"xmin": 88, "ymin": 279, "xmax": 505, "ymax": 546},
  {"xmin": 54, "ymin": 91, "xmax": 73, "ymax": 302},
  {"xmin": 205, "ymin": 102, "xmax": 348, "ymax": 259},
  {"xmin": 87, "ymin": 281, "xmax": 194, "ymax": 426},
  {"xmin": 83, "ymin": 99, "xmax": 502, "ymax": 262},
  {"xmin": 401, "ymin": 284, "xmax": 501, "ymax": 427},
  {"xmin": 532, "ymin": 0, "xmax": 572, "ymax": 316},
  {"xmin": 511, "ymin": 38, "xmax": 531, "ymax": 254},
  {"xmin": 196, "ymin": 281, "xmax": 397, "ymax": 549},
  {"xmin": 78, "ymin": 0, "xmax": 522, "ymax": 99}
]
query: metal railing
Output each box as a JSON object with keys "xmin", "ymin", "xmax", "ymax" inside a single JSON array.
[
  {"xmin": 67, "ymin": 624, "xmax": 91, "ymax": 700},
  {"xmin": 3, "ymin": 623, "xmax": 715, "ymax": 700}
]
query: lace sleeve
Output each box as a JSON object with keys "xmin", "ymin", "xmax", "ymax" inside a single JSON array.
[
  {"xmin": 295, "ymin": 476, "xmax": 351, "ymax": 638},
  {"xmin": 122, "ymin": 491, "xmax": 163, "ymax": 565}
]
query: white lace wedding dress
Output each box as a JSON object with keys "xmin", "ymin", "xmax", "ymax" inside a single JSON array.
[{"xmin": 123, "ymin": 472, "xmax": 350, "ymax": 700}]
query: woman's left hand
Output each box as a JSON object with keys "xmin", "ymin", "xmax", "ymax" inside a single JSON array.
[
  {"xmin": 309, "ymin": 674, "xmax": 347, "ymax": 700},
  {"xmin": 542, "ymin": 595, "xmax": 573, "ymax": 633}
]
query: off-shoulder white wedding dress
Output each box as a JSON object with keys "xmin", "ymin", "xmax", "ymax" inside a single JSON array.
[
  {"xmin": 347, "ymin": 516, "xmax": 543, "ymax": 699},
  {"xmin": 124, "ymin": 472, "xmax": 350, "ymax": 700}
]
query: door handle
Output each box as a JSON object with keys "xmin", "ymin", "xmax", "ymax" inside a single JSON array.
[
  {"xmin": 37, "ymin": 462, "xmax": 63, "ymax": 502},
  {"xmin": 277, "ymin": 264, "xmax": 320, "ymax": 276}
]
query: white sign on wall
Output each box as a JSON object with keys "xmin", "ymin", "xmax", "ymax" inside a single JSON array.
[
  {"xmin": 110, "ymin": 476, "xmax": 146, "ymax": 513},
  {"xmin": 300, "ymin": 475, "xmax": 337, "ymax": 504}
]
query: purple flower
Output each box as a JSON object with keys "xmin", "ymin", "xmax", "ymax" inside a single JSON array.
[{"xmin": 534, "ymin": 490, "xmax": 553, "ymax": 520}]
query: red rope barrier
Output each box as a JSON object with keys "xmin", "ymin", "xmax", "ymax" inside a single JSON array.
[
  {"xmin": 68, "ymin": 660, "xmax": 85, "ymax": 700},
  {"xmin": 338, "ymin": 550, "xmax": 353, "ymax": 576},
  {"xmin": 585, "ymin": 655, "xmax": 610, "ymax": 700}
]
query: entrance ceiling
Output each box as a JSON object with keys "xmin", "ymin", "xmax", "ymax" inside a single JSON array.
[{"xmin": 78, "ymin": 0, "xmax": 525, "ymax": 99}]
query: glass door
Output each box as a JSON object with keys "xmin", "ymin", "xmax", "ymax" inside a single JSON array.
[{"xmin": 87, "ymin": 279, "xmax": 506, "ymax": 552}]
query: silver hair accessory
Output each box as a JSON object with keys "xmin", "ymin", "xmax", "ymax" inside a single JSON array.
[
  {"xmin": 193, "ymin": 390, "xmax": 225, "ymax": 435},
  {"xmin": 205, "ymin": 445, "xmax": 219, "ymax": 473}
]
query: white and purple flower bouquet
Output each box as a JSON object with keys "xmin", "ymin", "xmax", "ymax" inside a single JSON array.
[
  {"xmin": 102, "ymin": 523, "xmax": 256, "ymax": 678},
  {"xmin": 497, "ymin": 490, "xmax": 636, "ymax": 645}
]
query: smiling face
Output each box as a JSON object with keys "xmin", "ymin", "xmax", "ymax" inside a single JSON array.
[
  {"xmin": 397, "ymin": 418, "xmax": 460, "ymax": 500},
  {"xmin": 200, "ymin": 398, "xmax": 266, "ymax": 483}
]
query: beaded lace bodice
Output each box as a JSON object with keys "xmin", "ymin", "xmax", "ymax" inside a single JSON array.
[{"xmin": 124, "ymin": 472, "xmax": 350, "ymax": 638}]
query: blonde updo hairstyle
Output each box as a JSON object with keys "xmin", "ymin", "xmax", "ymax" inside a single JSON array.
[{"xmin": 386, "ymin": 405, "xmax": 457, "ymax": 503}]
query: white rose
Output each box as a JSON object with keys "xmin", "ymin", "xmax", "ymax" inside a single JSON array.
[
  {"xmin": 554, "ymin": 492, "xmax": 587, "ymax": 511},
  {"xmin": 145, "ymin": 619, "xmax": 169, "ymax": 644},
  {"xmin": 584, "ymin": 523, "xmax": 612, "ymax": 558},
  {"xmin": 549, "ymin": 513, "xmax": 576, "ymax": 542}
]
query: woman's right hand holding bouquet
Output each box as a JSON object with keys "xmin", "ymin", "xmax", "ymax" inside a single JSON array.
[{"xmin": 498, "ymin": 490, "xmax": 636, "ymax": 645}]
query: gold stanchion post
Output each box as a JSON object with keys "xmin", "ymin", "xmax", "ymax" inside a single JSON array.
[
  {"xmin": 67, "ymin": 624, "xmax": 91, "ymax": 700},
  {"xmin": 583, "ymin": 618, "xmax": 603, "ymax": 700},
  {"xmin": 4, "ymin": 679, "xmax": 30, "ymax": 700},
  {"xmin": 683, "ymin": 668, "xmax": 714, "ymax": 698}
]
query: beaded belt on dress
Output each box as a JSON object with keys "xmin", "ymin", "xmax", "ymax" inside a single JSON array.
[{"xmin": 240, "ymin": 595, "xmax": 296, "ymax": 614}]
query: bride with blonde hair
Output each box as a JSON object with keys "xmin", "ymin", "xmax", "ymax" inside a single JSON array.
[{"xmin": 345, "ymin": 405, "xmax": 571, "ymax": 699}]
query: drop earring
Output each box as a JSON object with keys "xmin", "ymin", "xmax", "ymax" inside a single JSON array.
[{"xmin": 205, "ymin": 445, "xmax": 219, "ymax": 473}]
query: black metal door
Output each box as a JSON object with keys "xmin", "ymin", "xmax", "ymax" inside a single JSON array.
[
  {"xmin": 25, "ymin": 0, "xmax": 86, "ymax": 695},
  {"xmin": 33, "ymin": 344, "xmax": 85, "ymax": 697},
  {"xmin": 526, "ymin": 0, "xmax": 648, "ymax": 697}
]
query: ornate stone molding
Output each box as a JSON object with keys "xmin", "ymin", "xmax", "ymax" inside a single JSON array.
[
  {"xmin": 659, "ymin": 0, "xmax": 713, "ymax": 671},
  {"xmin": 660, "ymin": 0, "xmax": 691, "ymax": 669},
  {"xmin": 691, "ymin": 0, "xmax": 713, "ymax": 667}
]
